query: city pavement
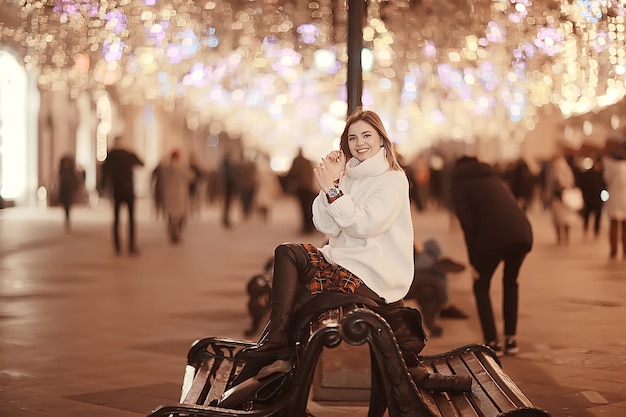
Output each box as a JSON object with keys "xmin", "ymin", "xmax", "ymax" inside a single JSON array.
[{"xmin": 0, "ymin": 196, "xmax": 625, "ymax": 417}]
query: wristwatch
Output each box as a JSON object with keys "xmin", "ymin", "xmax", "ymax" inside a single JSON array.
[
  {"xmin": 326, "ymin": 187, "xmax": 341, "ymax": 199},
  {"xmin": 326, "ymin": 186, "xmax": 343, "ymax": 203}
]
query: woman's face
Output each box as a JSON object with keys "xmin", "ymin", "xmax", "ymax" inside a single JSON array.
[{"xmin": 347, "ymin": 120, "xmax": 384, "ymax": 162}]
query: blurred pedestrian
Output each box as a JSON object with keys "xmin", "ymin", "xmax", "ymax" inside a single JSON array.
[
  {"xmin": 578, "ymin": 157, "xmax": 606, "ymax": 238},
  {"xmin": 405, "ymin": 154, "xmax": 431, "ymax": 212},
  {"xmin": 219, "ymin": 149, "xmax": 237, "ymax": 229},
  {"xmin": 602, "ymin": 139, "xmax": 626, "ymax": 259},
  {"xmin": 188, "ymin": 155, "xmax": 204, "ymax": 219},
  {"xmin": 161, "ymin": 150, "xmax": 194, "ymax": 244},
  {"xmin": 545, "ymin": 153, "xmax": 578, "ymax": 244},
  {"xmin": 58, "ymin": 155, "xmax": 79, "ymax": 230},
  {"xmin": 405, "ymin": 238, "xmax": 467, "ymax": 338},
  {"xmin": 254, "ymin": 151, "xmax": 282, "ymax": 223},
  {"xmin": 237, "ymin": 155, "xmax": 258, "ymax": 221},
  {"xmin": 503, "ymin": 158, "xmax": 536, "ymax": 211},
  {"xmin": 285, "ymin": 147, "xmax": 316, "ymax": 234},
  {"xmin": 151, "ymin": 160, "xmax": 165, "ymax": 220},
  {"xmin": 100, "ymin": 136, "xmax": 144, "ymax": 256},
  {"xmin": 451, "ymin": 155, "xmax": 533, "ymax": 356}
]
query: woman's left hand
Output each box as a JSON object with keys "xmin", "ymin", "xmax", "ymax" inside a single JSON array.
[{"xmin": 314, "ymin": 151, "xmax": 345, "ymax": 192}]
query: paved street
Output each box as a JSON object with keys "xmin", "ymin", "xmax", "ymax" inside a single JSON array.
[{"xmin": 1, "ymin": 196, "xmax": 625, "ymax": 417}]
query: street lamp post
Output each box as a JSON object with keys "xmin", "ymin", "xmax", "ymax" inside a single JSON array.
[{"xmin": 347, "ymin": 0, "xmax": 365, "ymax": 118}]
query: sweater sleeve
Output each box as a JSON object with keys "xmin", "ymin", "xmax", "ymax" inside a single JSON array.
[
  {"xmin": 312, "ymin": 191, "xmax": 341, "ymax": 236},
  {"xmin": 323, "ymin": 172, "xmax": 408, "ymax": 239}
]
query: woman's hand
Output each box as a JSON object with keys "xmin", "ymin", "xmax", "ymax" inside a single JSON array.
[{"xmin": 314, "ymin": 151, "xmax": 345, "ymax": 193}]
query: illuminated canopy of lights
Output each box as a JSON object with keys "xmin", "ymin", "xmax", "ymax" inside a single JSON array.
[{"xmin": 2, "ymin": 0, "xmax": 626, "ymax": 156}]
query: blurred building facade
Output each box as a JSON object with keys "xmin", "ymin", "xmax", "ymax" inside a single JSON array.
[{"xmin": 2, "ymin": 1, "xmax": 626, "ymax": 206}]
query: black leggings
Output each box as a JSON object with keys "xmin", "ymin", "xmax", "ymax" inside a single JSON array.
[
  {"xmin": 472, "ymin": 243, "xmax": 530, "ymax": 343},
  {"xmin": 113, "ymin": 196, "xmax": 136, "ymax": 252},
  {"xmin": 271, "ymin": 243, "xmax": 385, "ymax": 314}
]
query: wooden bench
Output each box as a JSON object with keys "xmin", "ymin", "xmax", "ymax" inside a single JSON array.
[
  {"xmin": 418, "ymin": 345, "xmax": 551, "ymax": 417},
  {"xmin": 147, "ymin": 301, "xmax": 551, "ymax": 417}
]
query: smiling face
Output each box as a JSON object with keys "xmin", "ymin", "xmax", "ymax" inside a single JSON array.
[
  {"xmin": 339, "ymin": 108, "xmax": 403, "ymax": 171},
  {"xmin": 347, "ymin": 120, "xmax": 384, "ymax": 162}
]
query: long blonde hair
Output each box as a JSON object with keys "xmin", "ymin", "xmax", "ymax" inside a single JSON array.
[{"xmin": 339, "ymin": 108, "xmax": 403, "ymax": 171}]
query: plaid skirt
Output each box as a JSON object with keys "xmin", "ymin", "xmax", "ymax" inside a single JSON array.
[{"xmin": 301, "ymin": 243, "xmax": 363, "ymax": 295}]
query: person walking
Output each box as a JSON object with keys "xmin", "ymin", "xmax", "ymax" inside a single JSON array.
[
  {"xmin": 58, "ymin": 155, "xmax": 79, "ymax": 230},
  {"xmin": 545, "ymin": 154, "xmax": 578, "ymax": 244},
  {"xmin": 160, "ymin": 150, "xmax": 194, "ymax": 244},
  {"xmin": 450, "ymin": 155, "xmax": 533, "ymax": 356},
  {"xmin": 254, "ymin": 151, "xmax": 282, "ymax": 223},
  {"xmin": 241, "ymin": 109, "xmax": 471, "ymax": 392},
  {"xmin": 100, "ymin": 135, "xmax": 144, "ymax": 256},
  {"xmin": 285, "ymin": 147, "xmax": 317, "ymax": 234},
  {"xmin": 579, "ymin": 157, "xmax": 606, "ymax": 238},
  {"xmin": 187, "ymin": 155, "xmax": 204, "ymax": 219},
  {"xmin": 602, "ymin": 140, "xmax": 626, "ymax": 259},
  {"xmin": 150, "ymin": 160, "xmax": 165, "ymax": 220},
  {"xmin": 236, "ymin": 156, "xmax": 258, "ymax": 221},
  {"xmin": 219, "ymin": 149, "xmax": 237, "ymax": 229}
]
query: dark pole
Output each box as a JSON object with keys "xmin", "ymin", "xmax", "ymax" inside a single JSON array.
[{"xmin": 347, "ymin": 0, "xmax": 364, "ymax": 118}]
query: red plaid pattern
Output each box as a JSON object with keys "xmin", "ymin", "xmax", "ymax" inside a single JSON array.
[{"xmin": 301, "ymin": 243, "xmax": 363, "ymax": 295}]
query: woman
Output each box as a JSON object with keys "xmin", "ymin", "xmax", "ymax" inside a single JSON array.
[
  {"xmin": 545, "ymin": 154, "xmax": 578, "ymax": 244},
  {"xmin": 246, "ymin": 108, "xmax": 413, "ymax": 354},
  {"xmin": 243, "ymin": 109, "xmax": 470, "ymax": 392},
  {"xmin": 161, "ymin": 150, "xmax": 194, "ymax": 243}
]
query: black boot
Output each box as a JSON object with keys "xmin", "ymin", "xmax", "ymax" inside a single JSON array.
[
  {"xmin": 240, "ymin": 244, "xmax": 313, "ymax": 358},
  {"xmin": 241, "ymin": 310, "xmax": 294, "ymax": 358}
]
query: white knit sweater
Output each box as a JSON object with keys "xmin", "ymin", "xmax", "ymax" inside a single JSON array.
[{"xmin": 312, "ymin": 148, "xmax": 415, "ymax": 303}]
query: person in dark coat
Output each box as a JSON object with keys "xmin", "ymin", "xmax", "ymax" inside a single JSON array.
[
  {"xmin": 285, "ymin": 148, "xmax": 317, "ymax": 234},
  {"xmin": 578, "ymin": 157, "xmax": 606, "ymax": 238},
  {"xmin": 100, "ymin": 136, "xmax": 144, "ymax": 255},
  {"xmin": 58, "ymin": 155, "xmax": 78, "ymax": 230},
  {"xmin": 450, "ymin": 156, "xmax": 533, "ymax": 356},
  {"xmin": 503, "ymin": 158, "xmax": 536, "ymax": 211},
  {"xmin": 219, "ymin": 150, "xmax": 237, "ymax": 229}
]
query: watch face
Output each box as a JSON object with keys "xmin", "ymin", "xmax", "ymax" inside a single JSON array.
[{"xmin": 327, "ymin": 187, "xmax": 340, "ymax": 198}]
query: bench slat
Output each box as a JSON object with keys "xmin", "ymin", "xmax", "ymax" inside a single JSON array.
[
  {"xmin": 205, "ymin": 359, "xmax": 235, "ymax": 405},
  {"xmin": 460, "ymin": 352, "xmax": 520, "ymax": 414},
  {"xmin": 422, "ymin": 388, "xmax": 463, "ymax": 417},
  {"xmin": 430, "ymin": 357, "xmax": 486, "ymax": 417},
  {"xmin": 446, "ymin": 353, "xmax": 507, "ymax": 417},
  {"xmin": 476, "ymin": 352, "xmax": 536, "ymax": 409},
  {"xmin": 414, "ymin": 384, "xmax": 454, "ymax": 417},
  {"xmin": 182, "ymin": 357, "xmax": 215, "ymax": 405}
]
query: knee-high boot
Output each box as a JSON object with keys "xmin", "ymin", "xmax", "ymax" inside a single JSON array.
[{"xmin": 244, "ymin": 243, "xmax": 313, "ymax": 356}]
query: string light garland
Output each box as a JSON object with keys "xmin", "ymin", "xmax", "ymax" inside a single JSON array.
[{"xmin": 2, "ymin": 0, "xmax": 625, "ymax": 157}]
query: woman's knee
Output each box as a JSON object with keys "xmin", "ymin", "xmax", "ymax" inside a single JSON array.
[
  {"xmin": 275, "ymin": 243, "xmax": 302, "ymax": 261},
  {"xmin": 274, "ymin": 243, "xmax": 311, "ymax": 274}
]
